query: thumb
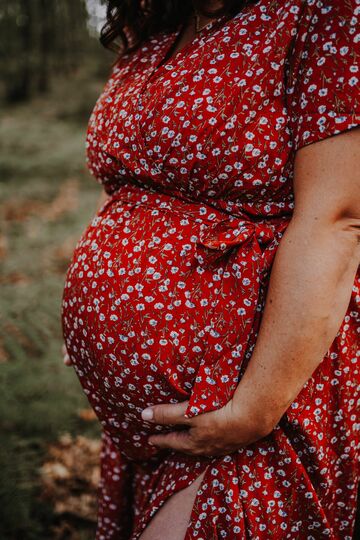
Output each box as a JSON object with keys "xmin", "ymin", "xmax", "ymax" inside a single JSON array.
[
  {"xmin": 141, "ymin": 401, "xmax": 190, "ymax": 426},
  {"xmin": 62, "ymin": 343, "xmax": 72, "ymax": 366}
]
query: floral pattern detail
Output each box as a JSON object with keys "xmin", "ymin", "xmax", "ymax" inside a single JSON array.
[{"xmin": 61, "ymin": 0, "xmax": 360, "ymax": 538}]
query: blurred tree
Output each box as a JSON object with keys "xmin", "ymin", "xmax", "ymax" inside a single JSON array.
[
  {"xmin": 0, "ymin": 0, "xmax": 93, "ymax": 103},
  {"xmin": 37, "ymin": 0, "xmax": 52, "ymax": 93},
  {"xmin": 0, "ymin": 0, "xmax": 32, "ymax": 101}
]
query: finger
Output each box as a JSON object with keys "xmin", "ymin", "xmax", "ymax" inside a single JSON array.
[
  {"xmin": 149, "ymin": 430, "xmax": 194, "ymax": 452},
  {"xmin": 62, "ymin": 344, "xmax": 72, "ymax": 366},
  {"xmin": 63, "ymin": 353, "xmax": 72, "ymax": 366},
  {"xmin": 141, "ymin": 401, "xmax": 191, "ymax": 426}
]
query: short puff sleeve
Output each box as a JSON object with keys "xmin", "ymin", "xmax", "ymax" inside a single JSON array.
[{"xmin": 285, "ymin": 0, "xmax": 360, "ymax": 152}]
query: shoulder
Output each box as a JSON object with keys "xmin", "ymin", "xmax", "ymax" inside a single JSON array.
[
  {"xmin": 288, "ymin": 0, "xmax": 358, "ymax": 68},
  {"xmin": 300, "ymin": 0, "xmax": 357, "ymax": 12},
  {"xmin": 298, "ymin": 0, "xmax": 358, "ymax": 25},
  {"xmin": 284, "ymin": 0, "xmax": 360, "ymax": 151}
]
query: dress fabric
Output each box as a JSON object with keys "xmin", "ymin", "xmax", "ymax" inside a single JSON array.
[{"xmin": 61, "ymin": 0, "xmax": 360, "ymax": 538}]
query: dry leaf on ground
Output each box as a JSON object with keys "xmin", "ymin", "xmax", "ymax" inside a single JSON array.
[
  {"xmin": 0, "ymin": 178, "xmax": 79, "ymax": 224},
  {"xmin": 77, "ymin": 408, "xmax": 98, "ymax": 422},
  {"xmin": 40, "ymin": 433, "xmax": 101, "ymax": 524}
]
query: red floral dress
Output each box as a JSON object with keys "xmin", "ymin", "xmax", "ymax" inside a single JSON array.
[{"xmin": 61, "ymin": 1, "xmax": 360, "ymax": 538}]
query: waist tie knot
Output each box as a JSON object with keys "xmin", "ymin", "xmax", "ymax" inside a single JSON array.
[{"xmin": 196, "ymin": 215, "xmax": 286, "ymax": 273}]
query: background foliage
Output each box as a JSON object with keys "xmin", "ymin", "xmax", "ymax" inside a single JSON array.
[{"xmin": 0, "ymin": 1, "xmax": 111, "ymax": 538}]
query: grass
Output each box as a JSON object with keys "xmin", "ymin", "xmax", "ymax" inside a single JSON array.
[{"xmin": 0, "ymin": 67, "xmax": 106, "ymax": 540}]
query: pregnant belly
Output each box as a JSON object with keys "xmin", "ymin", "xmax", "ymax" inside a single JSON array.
[{"xmin": 61, "ymin": 184, "xmax": 282, "ymax": 461}]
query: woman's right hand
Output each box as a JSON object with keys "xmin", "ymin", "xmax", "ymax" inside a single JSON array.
[{"xmin": 62, "ymin": 343, "xmax": 72, "ymax": 366}]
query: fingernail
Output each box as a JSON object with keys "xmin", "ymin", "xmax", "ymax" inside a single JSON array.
[{"xmin": 141, "ymin": 408, "xmax": 154, "ymax": 421}]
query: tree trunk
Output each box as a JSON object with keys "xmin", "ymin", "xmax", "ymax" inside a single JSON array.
[
  {"xmin": 37, "ymin": 0, "xmax": 52, "ymax": 93},
  {"xmin": 6, "ymin": 0, "xmax": 33, "ymax": 102}
]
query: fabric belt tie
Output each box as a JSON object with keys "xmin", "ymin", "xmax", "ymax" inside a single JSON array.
[
  {"xmin": 186, "ymin": 215, "xmax": 289, "ymax": 418},
  {"xmin": 196, "ymin": 215, "xmax": 287, "ymax": 275}
]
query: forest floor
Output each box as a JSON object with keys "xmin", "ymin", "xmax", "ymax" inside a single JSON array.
[{"xmin": 0, "ymin": 72, "xmax": 106, "ymax": 540}]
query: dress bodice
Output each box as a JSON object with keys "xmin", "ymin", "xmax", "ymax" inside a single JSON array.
[{"xmin": 85, "ymin": 0, "xmax": 359, "ymax": 221}]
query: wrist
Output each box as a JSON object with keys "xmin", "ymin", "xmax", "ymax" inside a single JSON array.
[{"xmin": 231, "ymin": 386, "xmax": 279, "ymax": 439}]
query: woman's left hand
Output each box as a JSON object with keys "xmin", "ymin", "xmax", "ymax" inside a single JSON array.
[
  {"xmin": 62, "ymin": 343, "xmax": 72, "ymax": 366},
  {"xmin": 141, "ymin": 399, "xmax": 273, "ymax": 457}
]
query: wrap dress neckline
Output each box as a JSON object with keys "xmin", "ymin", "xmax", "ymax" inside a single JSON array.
[{"xmin": 133, "ymin": 11, "xmax": 236, "ymax": 91}]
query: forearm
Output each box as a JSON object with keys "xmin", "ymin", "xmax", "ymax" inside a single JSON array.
[{"xmin": 233, "ymin": 215, "xmax": 360, "ymax": 434}]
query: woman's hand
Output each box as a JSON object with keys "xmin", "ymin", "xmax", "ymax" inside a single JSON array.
[
  {"xmin": 62, "ymin": 343, "xmax": 72, "ymax": 366},
  {"xmin": 141, "ymin": 400, "xmax": 272, "ymax": 457}
]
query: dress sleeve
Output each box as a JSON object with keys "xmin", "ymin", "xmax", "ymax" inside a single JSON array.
[{"xmin": 285, "ymin": 0, "xmax": 360, "ymax": 152}]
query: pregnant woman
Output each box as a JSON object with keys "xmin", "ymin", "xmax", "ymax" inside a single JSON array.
[{"xmin": 61, "ymin": 0, "xmax": 360, "ymax": 538}]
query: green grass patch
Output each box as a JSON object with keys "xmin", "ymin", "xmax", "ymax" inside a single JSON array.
[{"xmin": 0, "ymin": 72, "xmax": 104, "ymax": 539}]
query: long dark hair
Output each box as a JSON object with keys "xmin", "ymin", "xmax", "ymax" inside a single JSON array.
[{"xmin": 100, "ymin": 0, "xmax": 257, "ymax": 55}]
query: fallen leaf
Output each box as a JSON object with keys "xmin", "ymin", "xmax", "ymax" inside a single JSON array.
[
  {"xmin": 0, "ymin": 178, "xmax": 79, "ymax": 224},
  {"xmin": 0, "ymin": 271, "xmax": 31, "ymax": 285},
  {"xmin": 42, "ymin": 178, "xmax": 79, "ymax": 222},
  {"xmin": 77, "ymin": 408, "xmax": 97, "ymax": 422},
  {"xmin": 0, "ymin": 233, "xmax": 8, "ymax": 259},
  {"xmin": 40, "ymin": 433, "xmax": 101, "ymax": 524},
  {"xmin": 0, "ymin": 341, "xmax": 8, "ymax": 363}
]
